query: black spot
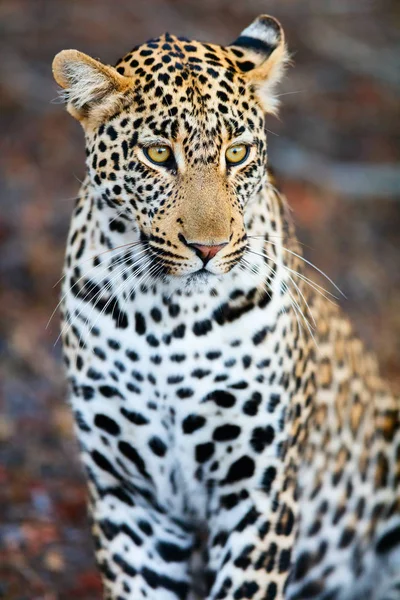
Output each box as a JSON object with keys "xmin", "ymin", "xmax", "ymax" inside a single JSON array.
[
  {"xmin": 172, "ymin": 324, "xmax": 186, "ymax": 338},
  {"xmin": 252, "ymin": 326, "xmax": 269, "ymax": 345},
  {"xmin": 216, "ymin": 91, "xmax": 229, "ymax": 103},
  {"xmin": 126, "ymin": 382, "xmax": 141, "ymax": 394},
  {"xmin": 156, "ymin": 541, "xmax": 189, "ymax": 562},
  {"xmin": 332, "ymin": 505, "xmax": 346, "ymax": 525},
  {"xmin": 107, "ymin": 125, "xmax": 118, "ymax": 140},
  {"xmin": 207, "ymin": 67, "xmax": 219, "ymax": 78},
  {"xmin": 206, "ymin": 351, "xmax": 221, "ymax": 360},
  {"xmin": 222, "ymin": 456, "xmax": 255, "ymax": 485},
  {"xmin": 242, "ymin": 355, "xmax": 252, "ymax": 369},
  {"xmin": 91, "ymin": 450, "xmax": 120, "ymax": 479},
  {"xmin": 220, "ymin": 493, "xmax": 239, "ymax": 510},
  {"xmin": 146, "ymin": 334, "xmax": 159, "ymax": 348},
  {"xmin": 193, "ymin": 319, "xmax": 212, "ymax": 336},
  {"xmin": 107, "ymin": 486, "xmax": 134, "ymax": 507},
  {"xmin": 243, "ymin": 391, "xmax": 262, "ymax": 416},
  {"xmin": 99, "ymin": 518, "xmax": 119, "ymax": 540},
  {"xmin": 168, "ymin": 375, "xmax": 184, "ymax": 384},
  {"xmin": 169, "ymin": 304, "xmax": 180, "ymax": 318},
  {"xmin": 120, "ymin": 407, "xmax": 149, "ymax": 426},
  {"xmin": 279, "ymin": 548, "xmax": 291, "ymax": 573},
  {"xmin": 213, "ymin": 424, "xmax": 241, "ymax": 442},
  {"xmin": 109, "ymin": 220, "xmax": 126, "ymax": 233},
  {"xmin": 135, "ymin": 312, "xmax": 146, "ymax": 335},
  {"xmin": 182, "ymin": 414, "xmax": 206, "ymax": 434},
  {"xmin": 81, "ymin": 385, "xmax": 95, "ymax": 400},
  {"xmin": 376, "ymin": 524, "xmax": 400, "ymax": 554},
  {"xmin": 118, "ymin": 441, "xmax": 151, "ymax": 479},
  {"xmin": 337, "ymin": 526, "xmax": 354, "ymax": 548},
  {"xmin": 250, "ymin": 426, "xmax": 274, "ymax": 453},
  {"xmin": 138, "ymin": 520, "xmax": 153, "ymax": 536},
  {"xmin": 234, "ymin": 547, "xmax": 253, "ymax": 571},
  {"xmin": 99, "ymin": 385, "xmax": 123, "ymax": 399},
  {"xmin": 236, "ymin": 506, "xmax": 259, "ymax": 532},
  {"xmin": 94, "ymin": 414, "xmax": 121, "ymax": 436},
  {"xmin": 93, "ymin": 346, "xmax": 106, "ymax": 360},
  {"xmin": 292, "ymin": 580, "xmax": 324, "ymax": 599},
  {"xmin": 113, "ymin": 553, "xmax": 136, "ymax": 577},
  {"xmin": 293, "ymin": 551, "xmax": 312, "ymax": 580},
  {"xmin": 234, "ymin": 581, "xmax": 259, "ymax": 599},
  {"xmin": 213, "ymin": 302, "xmax": 254, "ymax": 325},
  {"xmin": 203, "ymin": 390, "xmax": 236, "ymax": 408},
  {"xmin": 177, "ymin": 388, "xmax": 193, "ymax": 399},
  {"xmin": 236, "ymin": 61, "xmax": 255, "ymax": 73},
  {"xmin": 149, "ymin": 436, "xmax": 167, "ymax": 457},
  {"xmin": 125, "ymin": 349, "xmax": 139, "ymax": 362},
  {"xmin": 261, "ymin": 466, "xmax": 276, "ymax": 494},
  {"xmin": 141, "ymin": 567, "xmax": 189, "ymax": 599},
  {"xmin": 150, "ymin": 307, "xmax": 162, "ymax": 322},
  {"xmin": 171, "ymin": 354, "xmax": 186, "ymax": 363},
  {"xmin": 195, "ymin": 442, "xmax": 215, "ymax": 463},
  {"xmin": 120, "ymin": 523, "xmax": 143, "ymax": 546},
  {"xmin": 191, "ymin": 369, "xmax": 211, "ymax": 379},
  {"xmin": 229, "ymin": 380, "xmax": 248, "ymax": 390},
  {"xmin": 268, "ymin": 393, "xmax": 280, "ymax": 412},
  {"xmin": 75, "ymin": 411, "xmax": 91, "ymax": 432},
  {"xmin": 75, "ymin": 238, "xmax": 85, "ymax": 259},
  {"xmin": 87, "ymin": 367, "xmax": 103, "ymax": 381},
  {"xmin": 265, "ymin": 582, "xmax": 277, "ymax": 600}
]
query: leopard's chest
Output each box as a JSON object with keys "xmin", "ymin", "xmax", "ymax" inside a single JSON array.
[{"xmin": 64, "ymin": 282, "xmax": 294, "ymax": 521}]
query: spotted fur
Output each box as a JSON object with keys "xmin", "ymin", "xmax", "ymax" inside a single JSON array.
[{"xmin": 52, "ymin": 15, "xmax": 400, "ymax": 600}]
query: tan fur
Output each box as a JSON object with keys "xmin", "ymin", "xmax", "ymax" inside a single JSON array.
[{"xmin": 52, "ymin": 49, "xmax": 134, "ymax": 125}]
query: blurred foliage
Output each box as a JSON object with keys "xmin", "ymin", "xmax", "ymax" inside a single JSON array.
[{"xmin": 0, "ymin": 0, "xmax": 399, "ymax": 597}]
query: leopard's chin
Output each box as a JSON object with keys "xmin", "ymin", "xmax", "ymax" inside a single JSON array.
[
  {"xmin": 184, "ymin": 269, "xmax": 214, "ymax": 292},
  {"xmin": 159, "ymin": 268, "xmax": 222, "ymax": 295}
]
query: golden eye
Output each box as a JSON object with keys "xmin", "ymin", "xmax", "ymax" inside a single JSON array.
[
  {"xmin": 225, "ymin": 144, "xmax": 249, "ymax": 165},
  {"xmin": 144, "ymin": 145, "xmax": 172, "ymax": 164}
]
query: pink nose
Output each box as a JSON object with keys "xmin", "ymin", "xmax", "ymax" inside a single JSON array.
[{"xmin": 190, "ymin": 243, "xmax": 227, "ymax": 263}]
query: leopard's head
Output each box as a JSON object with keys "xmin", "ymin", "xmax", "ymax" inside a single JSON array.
[{"xmin": 53, "ymin": 15, "xmax": 288, "ymax": 286}]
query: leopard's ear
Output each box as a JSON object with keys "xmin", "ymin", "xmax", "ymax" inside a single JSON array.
[
  {"xmin": 52, "ymin": 50, "xmax": 133, "ymax": 126},
  {"xmin": 229, "ymin": 15, "xmax": 289, "ymax": 114}
]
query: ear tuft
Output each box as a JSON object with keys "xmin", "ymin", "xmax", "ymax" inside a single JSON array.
[
  {"xmin": 230, "ymin": 15, "xmax": 289, "ymax": 114},
  {"xmin": 52, "ymin": 49, "xmax": 132, "ymax": 123}
]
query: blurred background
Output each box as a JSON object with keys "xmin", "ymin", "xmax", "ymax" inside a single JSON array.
[{"xmin": 0, "ymin": 0, "xmax": 399, "ymax": 598}]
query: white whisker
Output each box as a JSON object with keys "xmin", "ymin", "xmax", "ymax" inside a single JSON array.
[
  {"xmin": 247, "ymin": 237, "xmax": 344, "ymax": 298},
  {"xmin": 56, "ymin": 248, "xmax": 150, "ymax": 346},
  {"xmin": 48, "ymin": 244, "xmax": 148, "ymax": 331},
  {"xmin": 52, "ymin": 240, "xmax": 143, "ymax": 288},
  {"xmin": 245, "ymin": 248, "xmax": 316, "ymax": 327}
]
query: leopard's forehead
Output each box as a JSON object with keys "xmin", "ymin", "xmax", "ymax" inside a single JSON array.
[
  {"xmin": 116, "ymin": 33, "xmax": 253, "ymax": 82},
  {"xmin": 109, "ymin": 34, "xmax": 265, "ymax": 149}
]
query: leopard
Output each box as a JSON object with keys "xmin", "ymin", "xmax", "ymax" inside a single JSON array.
[{"xmin": 52, "ymin": 14, "xmax": 400, "ymax": 600}]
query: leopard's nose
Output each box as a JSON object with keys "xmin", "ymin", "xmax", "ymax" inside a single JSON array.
[{"xmin": 186, "ymin": 241, "xmax": 228, "ymax": 264}]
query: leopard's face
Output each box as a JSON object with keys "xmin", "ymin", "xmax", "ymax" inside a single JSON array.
[{"xmin": 53, "ymin": 15, "xmax": 288, "ymax": 284}]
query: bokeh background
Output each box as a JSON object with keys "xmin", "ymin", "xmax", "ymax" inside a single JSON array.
[{"xmin": 0, "ymin": 0, "xmax": 399, "ymax": 598}]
